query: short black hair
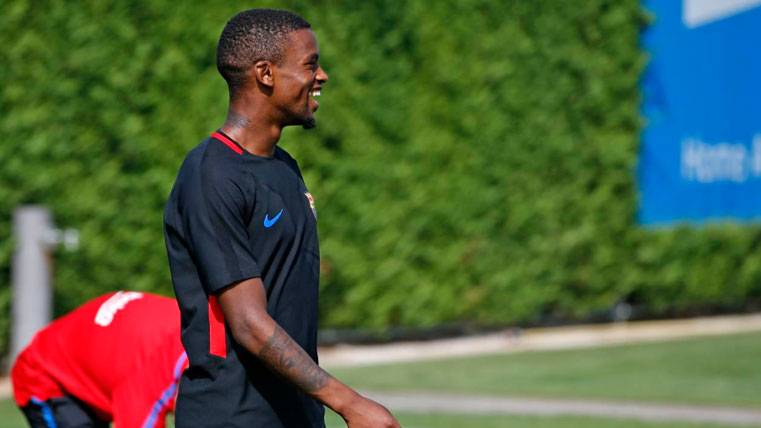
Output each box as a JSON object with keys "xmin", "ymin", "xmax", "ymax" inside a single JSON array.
[{"xmin": 217, "ymin": 9, "xmax": 311, "ymax": 95}]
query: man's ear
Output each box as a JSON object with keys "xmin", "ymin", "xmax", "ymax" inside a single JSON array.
[{"xmin": 253, "ymin": 60, "xmax": 274, "ymax": 88}]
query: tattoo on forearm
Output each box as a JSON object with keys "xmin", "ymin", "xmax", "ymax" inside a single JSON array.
[{"xmin": 259, "ymin": 325, "xmax": 330, "ymax": 392}]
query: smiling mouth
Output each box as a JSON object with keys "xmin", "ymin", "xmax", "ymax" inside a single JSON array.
[{"xmin": 308, "ymin": 89, "xmax": 321, "ymax": 111}]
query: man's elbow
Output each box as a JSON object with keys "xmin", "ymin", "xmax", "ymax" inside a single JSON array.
[{"xmin": 227, "ymin": 309, "xmax": 273, "ymax": 351}]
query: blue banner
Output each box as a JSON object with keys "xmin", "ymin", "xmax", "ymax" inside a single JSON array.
[{"xmin": 639, "ymin": 0, "xmax": 761, "ymax": 225}]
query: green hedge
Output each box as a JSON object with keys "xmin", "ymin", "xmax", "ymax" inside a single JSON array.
[{"xmin": 2, "ymin": 0, "xmax": 760, "ymax": 356}]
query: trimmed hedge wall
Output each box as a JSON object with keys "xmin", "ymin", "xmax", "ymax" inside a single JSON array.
[{"xmin": 2, "ymin": 0, "xmax": 760, "ymax": 356}]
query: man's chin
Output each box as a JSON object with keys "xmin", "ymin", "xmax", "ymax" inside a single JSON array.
[{"xmin": 302, "ymin": 117, "xmax": 316, "ymax": 130}]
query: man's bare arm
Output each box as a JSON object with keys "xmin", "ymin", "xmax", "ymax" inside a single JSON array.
[
  {"xmin": 259, "ymin": 324, "xmax": 329, "ymax": 392},
  {"xmin": 217, "ymin": 278, "xmax": 400, "ymax": 427},
  {"xmin": 217, "ymin": 278, "xmax": 334, "ymax": 394}
]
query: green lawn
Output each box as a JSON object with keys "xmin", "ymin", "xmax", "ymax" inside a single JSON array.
[
  {"xmin": 325, "ymin": 410, "xmax": 740, "ymax": 428},
  {"xmin": 331, "ymin": 332, "xmax": 761, "ymax": 408},
  {"xmin": 3, "ymin": 332, "xmax": 759, "ymax": 428},
  {"xmin": 0, "ymin": 399, "xmax": 24, "ymax": 427},
  {"xmin": 0, "ymin": 400, "xmax": 741, "ymax": 428}
]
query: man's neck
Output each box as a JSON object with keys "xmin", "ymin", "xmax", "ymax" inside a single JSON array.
[{"xmin": 220, "ymin": 100, "xmax": 283, "ymax": 157}]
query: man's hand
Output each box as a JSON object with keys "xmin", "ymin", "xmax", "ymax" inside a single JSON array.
[{"xmin": 338, "ymin": 394, "xmax": 401, "ymax": 428}]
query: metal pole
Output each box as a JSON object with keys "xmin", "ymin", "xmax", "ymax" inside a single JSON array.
[{"xmin": 10, "ymin": 206, "xmax": 55, "ymax": 366}]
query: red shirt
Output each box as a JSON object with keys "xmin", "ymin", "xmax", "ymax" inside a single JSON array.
[{"xmin": 12, "ymin": 291, "xmax": 186, "ymax": 428}]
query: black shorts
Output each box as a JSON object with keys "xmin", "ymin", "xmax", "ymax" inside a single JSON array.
[{"xmin": 20, "ymin": 396, "xmax": 108, "ymax": 428}]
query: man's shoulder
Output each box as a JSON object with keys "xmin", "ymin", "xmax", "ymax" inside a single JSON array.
[
  {"xmin": 275, "ymin": 145, "xmax": 300, "ymax": 166},
  {"xmin": 167, "ymin": 136, "xmax": 258, "ymax": 215},
  {"xmin": 175, "ymin": 137, "xmax": 249, "ymax": 182},
  {"xmin": 274, "ymin": 146, "xmax": 303, "ymax": 178},
  {"xmin": 183, "ymin": 137, "xmax": 228, "ymax": 168}
]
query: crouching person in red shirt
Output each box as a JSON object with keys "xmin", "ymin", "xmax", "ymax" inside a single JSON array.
[{"xmin": 11, "ymin": 291, "xmax": 186, "ymax": 428}]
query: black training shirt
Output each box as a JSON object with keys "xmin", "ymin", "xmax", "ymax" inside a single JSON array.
[{"xmin": 163, "ymin": 132, "xmax": 323, "ymax": 428}]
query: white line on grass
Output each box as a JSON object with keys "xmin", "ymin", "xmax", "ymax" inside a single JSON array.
[{"xmin": 365, "ymin": 391, "xmax": 761, "ymax": 426}]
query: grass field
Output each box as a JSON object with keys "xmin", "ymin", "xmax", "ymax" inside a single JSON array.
[
  {"xmin": 2, "ymin": 332, "xmax": 758, "ymax": 427},
  {"xmin": 0, "ymin": 400, "xmax": 741, "ymax": 428},
  {"xmin": 331, "ymin": 331, "xmax": 761, "ymax": 408},
  {"xmin": 325, "ymin": 410, "xmax": 742, "ymax": 428}
]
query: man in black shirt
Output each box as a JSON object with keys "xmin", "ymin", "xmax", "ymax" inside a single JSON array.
[{"xmin": 163, "ymin": 8, "xmax": 400, "ymax": 428}]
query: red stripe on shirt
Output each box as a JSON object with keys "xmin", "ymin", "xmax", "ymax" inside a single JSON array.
[
  {"xmin": 211, "ymin": 132, "xmax": 243, "ymax": 155},
  {"xmin": 208, "ymin": 296, "xmax": 226, "ymax": 358}
]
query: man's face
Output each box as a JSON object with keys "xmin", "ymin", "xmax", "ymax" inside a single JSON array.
[{"xmin": 273, "ymin": 29, "xmax": 328, "ymax": 129}]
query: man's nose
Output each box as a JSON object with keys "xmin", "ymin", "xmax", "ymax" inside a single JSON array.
[{"xmin": 316, "ymin": 66, "xmax": 329, "ymax": 83}]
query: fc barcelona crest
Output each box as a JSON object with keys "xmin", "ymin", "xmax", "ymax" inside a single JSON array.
[{"xmin": 304, "ymin": 192, "xmax": 317, "ymax": 219}]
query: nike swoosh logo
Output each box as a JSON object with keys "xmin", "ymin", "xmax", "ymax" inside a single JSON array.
[{"xmin": 263, "ymin": 209, "xmax": 284, "ymax": 228}]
